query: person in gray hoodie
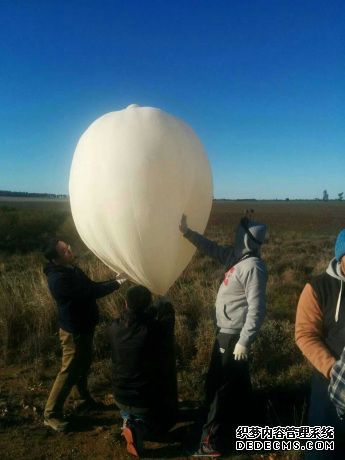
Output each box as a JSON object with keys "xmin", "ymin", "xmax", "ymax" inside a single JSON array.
[{"xmin": 180, "ymin": 214, "xmax": 268, "ymax": 457}]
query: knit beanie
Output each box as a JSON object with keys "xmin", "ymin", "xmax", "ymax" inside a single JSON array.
[{"xmin": 335, "ymin": 229, "xmax": 345, "ymax": 262}]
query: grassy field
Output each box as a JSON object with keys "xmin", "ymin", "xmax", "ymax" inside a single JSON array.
[{"xmin": 0, "ymin": 198, "xmax": 344, "ymax": 459}]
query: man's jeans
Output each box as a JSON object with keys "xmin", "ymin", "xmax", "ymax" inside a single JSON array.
[
  {"xmin": 44, "ymin": 329, "xmax": 94, "ymax": 418},
  {"xmin": 114, "ymin": 398, "xmax": 153, "ymax": 430},
  {"xmin": 120, "ymin": 409, "xmax": 153, "ymax": 430}
]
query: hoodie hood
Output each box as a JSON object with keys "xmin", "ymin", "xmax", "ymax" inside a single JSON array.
[
  {"xmin": 234, "ymin": 220, "xmax": 267, "ymax": 259},
  {"xmin": 326, "ymin": 258, "xmax": 345, "ymax": 323},
  {"xmin": 43, "ymin": 261, "xmax": 73, "ymax": 277},
  {"xmin": 326, "ymin": 258, "xmax": 345, "ymax": 281}
]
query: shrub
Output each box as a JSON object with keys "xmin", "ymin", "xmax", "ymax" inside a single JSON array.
[{"xmin": 0, "ymin": 207, "xmax": 69, "ymax": 253}]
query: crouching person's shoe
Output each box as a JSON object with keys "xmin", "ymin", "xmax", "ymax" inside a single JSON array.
[
  {"xmin": 121, "ymin": 420, "xmax": 148, "ymax": 457},
  {"xmin": 189, "ymin": 442, "xmax": 221, "ymax": 457},
  {"xmin": 44, "ymin": 416, "xmax": 69, "ymax": 432}
]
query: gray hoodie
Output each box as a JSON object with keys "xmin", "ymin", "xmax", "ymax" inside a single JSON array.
[{"xmin": 184, "ymin": 219, "xmax": 268, "ymax": 348}]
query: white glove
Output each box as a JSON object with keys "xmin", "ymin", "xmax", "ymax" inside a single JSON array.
[
  {"xmin": 116, "ymin": 273, "xmax": 128, "ymax": 285},
  {"xmin": 233, "ymin": 343, "xmax": 249, "ymax": 361},
  {"xmin": 179, "ymin": 214, "xmax": 189, "ymax": 234}
]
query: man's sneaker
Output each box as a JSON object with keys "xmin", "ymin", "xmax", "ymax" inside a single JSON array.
[
  {"xmin": 121, "ymin": 420, "xmax": 148, "ymax": 457},
  {"xmin": 121, "ymin": 425, "xmax": 141, "ymax": 457},
  {"xmin": 74, "ymin": 398, "xmax": 106, "ymax": 414},
  {"xmin": 44, "ymin": 416, "xmax": 69, "ymax": 432},
  {"xmin": 189, "ymin": 443, "xmax": 221, "ymax": 457}
]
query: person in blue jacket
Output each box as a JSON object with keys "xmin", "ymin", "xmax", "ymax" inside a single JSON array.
[{"xmin": 42, "ymin": 238, "xmax": 126, "ymax": 432}]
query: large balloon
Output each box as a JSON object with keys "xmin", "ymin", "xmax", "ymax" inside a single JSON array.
[{"xmin": 69, "ymin": 105, "xmax": 213, "ymax": 295}]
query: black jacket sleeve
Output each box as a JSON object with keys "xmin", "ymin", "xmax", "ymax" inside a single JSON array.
[
  {"xmin": 184, "ymin": 229, "xmax": 234, "ymax": 266},
  {"xmin": 52, "ymin": 269, "xmax": 119, "ymax": 301},
  {"xmin": 93, "ymin": 280, "xmax": 120, "ymax": 299}
]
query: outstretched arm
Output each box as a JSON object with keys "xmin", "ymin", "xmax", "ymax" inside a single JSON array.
[
  {"xmin": 180, "ymin": 214, "xmax": 233, "ymax": 266},
  {"xmin": 92, "ymin": 279, "xmax": 120, "ymax": 299},
  {"xmin": 92, "ymin": 272, "xmax": 127, "ymax": 298},
  {"xmin": 53, "ymin": 273, "xmax": 120, "ymax": 300}
]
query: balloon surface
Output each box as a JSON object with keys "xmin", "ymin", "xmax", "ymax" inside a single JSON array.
[{"xmin": 69, "ymin": 105, "xmax": 213, "ymax": 294}]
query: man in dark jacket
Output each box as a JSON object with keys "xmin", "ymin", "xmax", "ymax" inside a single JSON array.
[
  {"xmin": 108, "ymin": 285, "xmax": 176, "ymax": 457},
  {"xmin": 42, "ymin": 238, "xmax": 125, "ymax": 431}
]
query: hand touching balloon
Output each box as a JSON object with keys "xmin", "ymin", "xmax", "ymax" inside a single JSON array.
[
  {"xmin": 154, "ymin": 296, "xmax": 174, "ymax": 321},
  {"xmin": 116, "ymin": 273, "xmax": 128, "ymax": 285},
  {"xmin": 179, "ymin": 214, "xmax": 189, "ymax": 235},
  {"xmin": 154, "ymin": 296, "xmax": 171, "ymax": 308}
]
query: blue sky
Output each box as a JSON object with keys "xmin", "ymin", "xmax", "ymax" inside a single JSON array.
[{"xmin": 1, "ymin": 0, "xmax": 344, "ymax": 199}]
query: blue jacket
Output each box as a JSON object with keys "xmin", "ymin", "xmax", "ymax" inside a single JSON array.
[{"xmin": 43, "ymin": 262, "xmax": 119, "ymax": 333}]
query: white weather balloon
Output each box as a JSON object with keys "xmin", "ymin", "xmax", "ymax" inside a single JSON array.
[{"xmin": 69, "ymin": 105, "xmax": 213, "ymax": 295}]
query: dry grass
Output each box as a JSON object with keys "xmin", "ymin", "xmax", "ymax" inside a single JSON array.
[{"xmin": 0, "ymin": 200, "xmax": 343, "ymax": 403}]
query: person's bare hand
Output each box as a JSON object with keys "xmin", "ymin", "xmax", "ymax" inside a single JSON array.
[{"xmin": 179, "ymin": 214, "xmax": 188, "ymax": 234}]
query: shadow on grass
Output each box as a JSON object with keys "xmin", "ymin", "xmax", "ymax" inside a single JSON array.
[
  {"xmin": 67, "ymin": 414, "xmax": 122, "ymax": 433},
  {"xmin": 253, "ymin": 384, "xmax": 311, "ymax": 427}
]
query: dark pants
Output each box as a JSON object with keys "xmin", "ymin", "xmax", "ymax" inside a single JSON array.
[
  {"xmin": 200, "ymin": 333, "xmax": 252, "ymax": 447},
  {"xmin": 45, "ymin": 329, "xmax": 94, "ymax": 418},
  {"xmin": 306, "ymin": 371, "xmax": 345, "ymax": 460}
]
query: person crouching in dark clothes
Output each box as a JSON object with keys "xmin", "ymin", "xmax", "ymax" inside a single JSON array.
[
  {"xmin": 108, "ymin": 285, "xmax": 175, "ymax": 457},
  {"xmin": 42, "ymin": 238, "xmax": 125, "ymax": 432}
]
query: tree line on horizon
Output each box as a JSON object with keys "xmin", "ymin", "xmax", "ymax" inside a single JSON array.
[
  {"xmin": 1, "ymin": 189, "xmax": 343, "ymax": 202},
  {"xmin": 0, "ymin": 190, "xmax": 69, "ymax": 199}
]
